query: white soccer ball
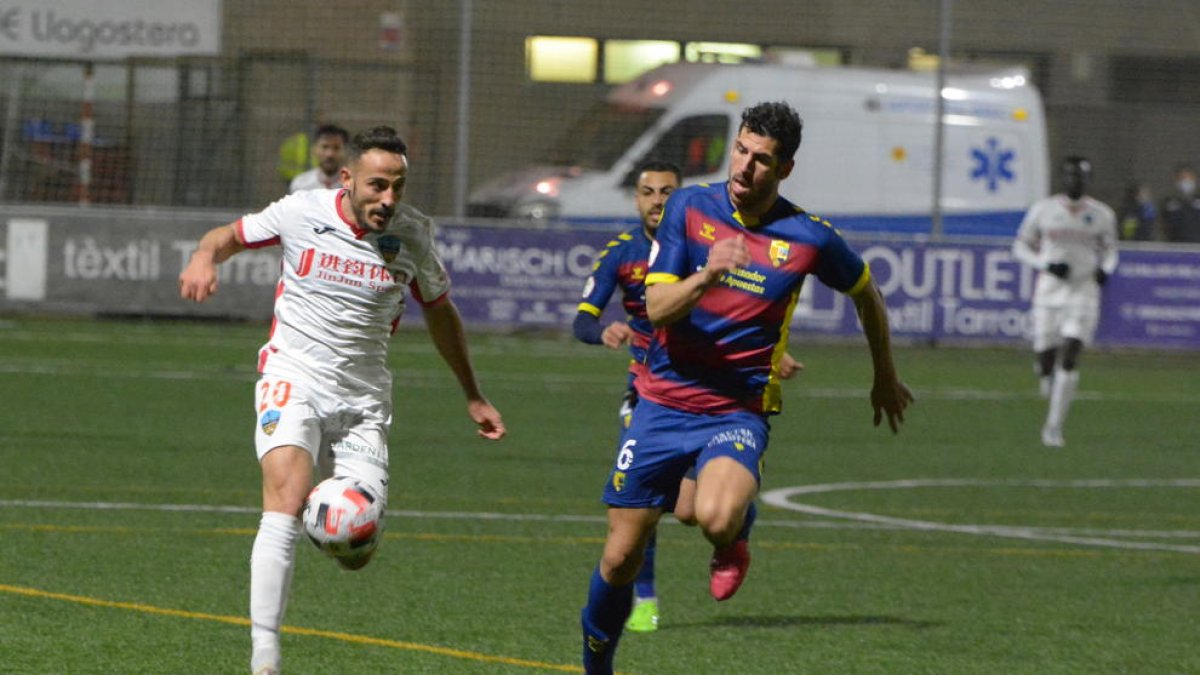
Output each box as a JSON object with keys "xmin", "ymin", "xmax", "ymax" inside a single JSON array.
[{"xmin": 302, "ymin": 476, "xmax": 385, "ymax": 570}]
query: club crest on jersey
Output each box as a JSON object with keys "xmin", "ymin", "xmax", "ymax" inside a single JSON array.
[
  {"xmin": 377, "ymin": 235, "xmax": 402, "ymax": 263},
  {"xmin": 769, "ymin": 240, "xmax": 790, "ymax": 267},
  {"xmin": 260, "ymin": 409, "xmax": 281, "ymax": 435}
]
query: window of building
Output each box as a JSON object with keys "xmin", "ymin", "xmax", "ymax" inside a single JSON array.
[
  {"xmin": 526, "ymin": 36, "xmax": 599, "ymax": 83},
  {"xmin": 603, "ymin": 40, "xmax": 681, "ymax": 84},
  {"xmin": 765, "ymin": 47, "xmax": 846, "ymax": 67},
  {"xmin": 526, "ymin": 35, "xmax": 846, "ymax": 84},
  {"xmin": 684, "ymin": 42, "xmax": 762, "ymax": 64}
]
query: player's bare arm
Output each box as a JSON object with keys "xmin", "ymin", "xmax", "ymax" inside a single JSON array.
[
  {"xmin": 601, "ymin": 321, "xmax": 633, "ymax": 349},
  {"xmin": 646, "ymin": 234, "xmax": 751, "ymax": 326},
  {"xmin": 179, "ymin": 222, "xmax": 246, "ymax": 303},
  {"xmin": 421, "ymin": 298, "xmax": 506, "ymax": 440},
  {"xmin": 851, "ymin": 279, "xmax": 914, "ymax": 432}
]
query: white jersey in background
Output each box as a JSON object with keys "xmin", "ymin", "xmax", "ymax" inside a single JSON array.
[
  {"xmin": 288, "ymin": 167, "xmax": 342, "ymax": 193},
  {"xmin": 1013, "ymin": 194, "xmax": 1119, "ymax": 309},
  {"xmin": 238, "ymin": 188, "xmax": 450, "ymax": 408}
]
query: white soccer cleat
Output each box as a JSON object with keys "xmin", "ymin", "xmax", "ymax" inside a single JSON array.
[
  {"xmin": 251, "ymin": 644, "xmax": 280, "ymax": 675},
  {"xmin": 1041, "ymin": 425, "xmax": 1065, "ymax": 448}
]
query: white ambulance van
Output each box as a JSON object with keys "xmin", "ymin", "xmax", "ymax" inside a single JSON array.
[{"xmin": 467, "ymin": 61, "xmax": 1047, "ymax": 236}]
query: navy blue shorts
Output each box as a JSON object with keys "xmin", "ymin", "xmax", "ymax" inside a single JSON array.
[{"xmin": 602, "ymin": 399, "xmax": 769, "ymax": 511}]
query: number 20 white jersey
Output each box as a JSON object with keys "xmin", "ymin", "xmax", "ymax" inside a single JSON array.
[{"xmin": 238, "ymin": 188, "xmax": 450, "ymax": 408}]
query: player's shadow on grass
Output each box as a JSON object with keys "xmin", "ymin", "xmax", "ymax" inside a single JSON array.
[{"xmin": 667, "ymin": 614, "xmax": 943, "ymax": 630}]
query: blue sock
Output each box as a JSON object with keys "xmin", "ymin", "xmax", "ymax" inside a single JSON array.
[
  {"xmin": 581, "ymin": 566, "xmax": 632, "ymax": 675},
  {"xmin": 634, "ymin": 530, "xmax": 657, "ymax": 599},
  {"xmin": 737, "ymin": 501, "xmax": 758, "ymax": 542}
]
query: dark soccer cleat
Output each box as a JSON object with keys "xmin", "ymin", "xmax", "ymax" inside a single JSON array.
[{"xmin": 709, "ymin": 539, "xmax": 751, "ymax": 601}]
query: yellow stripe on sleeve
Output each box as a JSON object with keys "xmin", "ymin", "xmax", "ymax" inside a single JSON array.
[
  {"xmin": 645, "ymin": 272, "xmax": 680, "ymax": 286},
  {"xmin": 577, "ymin": 303, "xmax": 602, "ymax": 317},
  {"xmin": 845, "ymin": 262, "xmax": 872, "ymax": 297}
]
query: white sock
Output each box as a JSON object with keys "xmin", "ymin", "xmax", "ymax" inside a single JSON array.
[
  {"xmin": 1045, "ymin": 369, "xmax": 1079, "ymax": 431},
  {"xmin": 250, "ymin": 512, "xmax": 300, "ymax": 671},
  {"xmin": 1039, "ymin": 375, "xmax": 1052, "ymax": 399}
]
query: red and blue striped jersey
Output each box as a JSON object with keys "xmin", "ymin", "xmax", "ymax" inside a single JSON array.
[
  {"xmin": 640, "ymin": 181, "xmax": 870, "ymax": 415},
  {"xmin": 577, "ymin": 227, "xmax": 654, "ymax": 376}
]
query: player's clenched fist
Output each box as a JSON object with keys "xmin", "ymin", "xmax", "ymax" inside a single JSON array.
[
  {"xmin": 601, "ymin": 321, "xmax": 633, "ymax": 349},
  {"xmin": 704, "ymin": 234, "xmax": 751, "ymax": 285}
]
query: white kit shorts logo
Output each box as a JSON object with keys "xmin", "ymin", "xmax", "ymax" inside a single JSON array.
[{"xmin": 260, "ymin": 409, "xmax": 281, "ymax": 435}]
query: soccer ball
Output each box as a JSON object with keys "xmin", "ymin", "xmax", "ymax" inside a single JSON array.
[{"xmin": 302, "ymin": 476, "xmax": 385, "ymax": 570}]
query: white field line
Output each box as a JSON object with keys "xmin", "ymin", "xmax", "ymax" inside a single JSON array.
[
  {"xmin": 762, "ymin": 478, "xmax": 1200, "ymax": 554},
  {"xmin": 0, "ymin": 499, "xmax": 872, "ymax": 529},
  {"xmin": 2, "ymin": 359, "xmax": 1199, "ymax": 403},
  {"xmin": 4, "ymin": 488, "xmax": 1200, "ymax": 546},
  {"xmin": 0, "ymin": 328, "xmax": 602, "ymax": 359}
]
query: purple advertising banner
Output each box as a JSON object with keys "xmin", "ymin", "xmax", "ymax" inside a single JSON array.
[
  {"xmin": 792, "ymin": 240, "xmax": 1200, "ymax": 349},
  {"xmin": 1098, "ymin": 249, "xmax": 1200, "ymax": 348},
  {"xmin": 436, "ymin": 223, "xmax": 1200, "ymax": 350},
  {"xmin": 433, "ymin": 224, "xmax": 622, "ymax": 329},
  {"xmin": 3, "ymin": 207, "xmax": 1197, "ymax": 350}
]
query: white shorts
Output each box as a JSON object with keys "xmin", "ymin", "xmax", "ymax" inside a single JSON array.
[
  {"xmin": 253, "ymin": 375, "xmax": 390, "ymax": 502},
  {"xmin": 1030, "ymin": 304, "xmax": 1098, "ymax": 352}
]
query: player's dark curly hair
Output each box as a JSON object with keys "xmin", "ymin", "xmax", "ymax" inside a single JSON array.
[
  {"xmin": 349, "ymin": 125, "xmax": 408, "ymax": 161},
  {"xmin": 740, "ymin": 102, "xmax": 803, "ymax": 162}
]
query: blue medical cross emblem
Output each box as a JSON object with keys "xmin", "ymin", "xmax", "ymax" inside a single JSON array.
[{"xmin": 970, "ymin": 137, "xmax": 1016, "ymax": 192}]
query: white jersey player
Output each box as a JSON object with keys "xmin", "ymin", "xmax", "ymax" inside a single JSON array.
[
  {"xmin": 1012, "ymin": 156, "xmax": 1118, "ymax": 448},
  {"xmin": 180, "ymin": 126, "xmax": 505, "ymax": 675}
]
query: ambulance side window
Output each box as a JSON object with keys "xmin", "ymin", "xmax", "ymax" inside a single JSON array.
[{"xmin": 621, "ymin": 114, "xmax": 730, "ymax": 186}]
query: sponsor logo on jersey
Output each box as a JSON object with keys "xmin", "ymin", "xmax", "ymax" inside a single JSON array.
[
  {"xmin": 312, "ymin": 225, "xmax": 336, "ymax": 235},
  {"xmin": 296, "ymin": 248, "xmax": 316, "ymax": 277},
  {"xmin": 377, "ymin": 235, "xmax": 402, "ymax": 263},
  {"xmin": 699, "ymin": 223, "xmax": 717, "ymax": 241},
  {"xmin": 769, "ymin": 240, "xmax": 790, "ymax": 267},
  {"xmin": 307, "ymin": 251, "xmax": 401, "ymax": 290},
  {"xmin": 260, "ymin": 409, "xmax": 281, "ymax": 435}
]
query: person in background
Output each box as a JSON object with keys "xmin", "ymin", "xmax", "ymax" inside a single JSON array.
[
  {"xmin": 1159, "ymin": 164, "xmax": 1200, "ymax": 243},
  {"xmin": 574, "ymin": 160, "xmax": 681, "ymax": 634},
  {"xmin": 288, "ymin": 124, "xmax": 350, "ymax": 193},
  {"xmin": 1012, "ymin": 156, "xmax": 1118, "ymax": 448},
  {"xmin": 1118, "ymin": 182, "xmax": 1155, "ymax": 241}
]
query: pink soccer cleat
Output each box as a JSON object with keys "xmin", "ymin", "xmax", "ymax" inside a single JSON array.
[{"xmin": 709, "ymin": 539, "xmax": 751, "ymax": 601}]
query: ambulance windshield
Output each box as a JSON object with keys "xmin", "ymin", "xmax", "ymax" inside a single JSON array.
[{"xmin": 543, "ymin": 103, "xmax": 664, "ymax": 170}]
